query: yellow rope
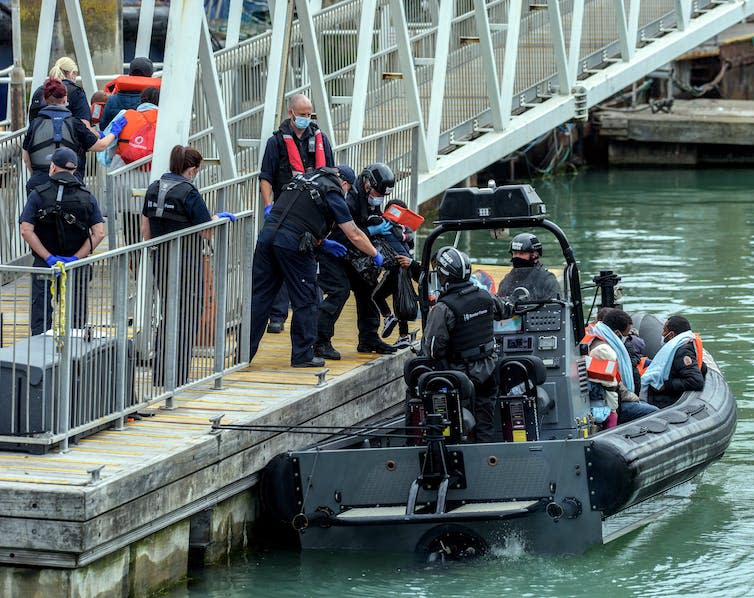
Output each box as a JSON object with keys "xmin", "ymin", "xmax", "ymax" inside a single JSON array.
[{"xmin": 49, "ymin": 261, "xmax": 67, "ymax": 345}]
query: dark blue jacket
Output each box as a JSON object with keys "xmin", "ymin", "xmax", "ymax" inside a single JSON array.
[{"xmin": 101, "ymin": 91, "xmax": 142, "ymax": 128}]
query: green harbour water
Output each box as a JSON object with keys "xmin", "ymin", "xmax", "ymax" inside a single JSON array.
[{"xmin": 165, "ymin": 167, "xmax": 754, "ymax": 598}]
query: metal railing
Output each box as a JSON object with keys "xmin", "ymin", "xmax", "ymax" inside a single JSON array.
[{"xmin": 0, "ymin": 209, "xmax": 254, "ymax": 452}]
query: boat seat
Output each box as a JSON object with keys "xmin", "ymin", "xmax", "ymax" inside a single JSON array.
[
  {"xmin": 404, "ymin": 356, "xmax": 437, "ymax": 398},
  {"xmin": 495, "ymin": 355, "xmax": 554, "ymax": 414},
  {"xmin": 417, "ymin": 370, "xmax": 476, "ymax": 442}
]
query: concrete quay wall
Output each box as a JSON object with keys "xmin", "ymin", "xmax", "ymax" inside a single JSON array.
[
  {"xmin": 597, "ymin": 99, "xmax": 754, "ymax": 166},
  {"xmin": 0, "ymin": 353, "xmax": 407, "ymax": 597}
]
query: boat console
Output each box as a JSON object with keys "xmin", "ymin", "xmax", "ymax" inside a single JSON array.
[{"xmin": 494, "ymin": 300, "xmax": 589, "ymax": 440}]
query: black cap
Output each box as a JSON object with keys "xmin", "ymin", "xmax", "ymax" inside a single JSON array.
[
  {"xmin": 336, "ymin": 164, "xmax": 355, "ymax": 186},
  {"xmin": 129, "ymin": 57, "xmax": 154, "ymax": 77},
  {"xmin": 47, "ymin": 148, "xmax": 78, "ymax": 170}
]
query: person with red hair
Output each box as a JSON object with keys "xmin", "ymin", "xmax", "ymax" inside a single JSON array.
[{"xmin": 22, "ymin": 78, "xmax": 125, "ymax": 194}]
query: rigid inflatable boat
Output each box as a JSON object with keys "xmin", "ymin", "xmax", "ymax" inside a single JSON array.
[{"xmin": 258, "ymin": 184, "xmax": 736, "ymax": 557}]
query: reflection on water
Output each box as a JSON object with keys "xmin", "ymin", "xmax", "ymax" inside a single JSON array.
[{"xmin": 166, "ymin": 168, "xmax": 754, "ymax": 598}]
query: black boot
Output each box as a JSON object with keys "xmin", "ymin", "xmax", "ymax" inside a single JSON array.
[
  {"xmin": 314, "ymin": 341, "xmax": 341, "ymax": 360},
  {"xmin": 357, "ymin": 339, "xmax": 397, "ymax": 354}
]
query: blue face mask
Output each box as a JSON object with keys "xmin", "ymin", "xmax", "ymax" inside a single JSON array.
[
  {"xmin": 293, "ymin": 115, "xmax": 311, "ymax": 129},
  {"xmin": 368, "ymin": 197, "xmax": 383, "ymax": 207}
]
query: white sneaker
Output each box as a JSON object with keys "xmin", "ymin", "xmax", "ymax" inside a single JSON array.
[
  {"xmin": 381, "ymin": 314, "xmax": 398, "ymax": 338},
  {"xmin": 393, "ymin": 335, "xmax": 411, "ymax": 349}
]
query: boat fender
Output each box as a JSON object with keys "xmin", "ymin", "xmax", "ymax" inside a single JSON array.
[{"xmin": 259, "ymin": 453, "xmax": 301, "ymax": 525}]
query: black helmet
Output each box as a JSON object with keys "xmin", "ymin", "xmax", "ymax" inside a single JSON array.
[
  {"xmin": 361, "ymin": 162, "xmax": 395, "ymax": 196},
  {"xmin": 435, "ymin": 246, "xmax": 472, "ymax": 284},
  {"xmin": 509, "ymin": 232, "xmax": 543, "ymax": 256}
]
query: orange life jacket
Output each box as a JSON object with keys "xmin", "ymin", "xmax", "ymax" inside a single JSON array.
[
  {"xmin": 115, "ymin": 109, "xmax": 158, "ymax": 158},
  {"xmin": 693, "ymin": 334, "xmax": 704, "ymax": 368},
  {"xmin": 282, "ymin": 129, "xmax": 325, "ymax": 175},
  {"xmin": 581, "ymin": 327, "xmax": 621, "ymax": 384},
  {"xmin": 636, "ymin": 333, "xmax": 703, "ymax": 375},
  {"xmin": 104, "ymin": 75, "xmax": 162, "ymax": 95},
  {"xmin": 585, "ymin": 354, "xmax": 621, "ymax": 384}
]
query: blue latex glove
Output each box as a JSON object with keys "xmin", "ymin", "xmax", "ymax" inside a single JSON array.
[
  {"xmin": 58, "ymin": 255, "xmax": 79, "ymax": 264},
  {"xmin": 322, "ymin": 239, "xmax": 347, "ymax": 258},
  {"xmin": 263, "ymin": 204, "xmax": 273, "ymax": 220},
  {"xmin": 45, "ymin": 255, "xmax": 60, "ymax": 267},
  {"xmin": 373, "ymin": 251, "xmax": 384, "ymax": 268},
  {"xmin": 367, "ymin": 220, "xmax": 392, "ymax": 236},
  {"xmin": 109, "ymin": 115, "xmax": 127, "ymax": 137},
  {"xmin": 216, "ymin": 211, "xmax": 237, "ymax": 222}
]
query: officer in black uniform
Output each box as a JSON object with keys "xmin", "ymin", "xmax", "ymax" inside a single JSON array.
[
  {"xmin": 142, "ymin": 145, "xmax": 235, "ymax": 387},
  {"xmin": 423, "ymin": 247, "xmax": 513, "ymax": 442},
  {"xmin": 497, "ymin": 232, "xmax": 561, "ymax": 302},
  {"xmin": 249, "ymin": 167, "xmax": 383, "ymax": 367},
  {"xmin": 259, "ymin": 93, "xmax": 335, "ymax": 334},
  {"xmin": 314, "ymin": 162, "xmax": 397, "ymax": 360},
  {"xmin": 19, "ymin": 147, "xmax": 106, "ymax": 335}
]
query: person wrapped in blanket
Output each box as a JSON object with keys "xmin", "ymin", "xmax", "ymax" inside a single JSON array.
[
  {"xmin": 370, "ymin": 199, "xmax": 420, "ymax": 349},
  {"xmin": 582, "ymin": 308, "xmax": 659, "ymax": 426}
]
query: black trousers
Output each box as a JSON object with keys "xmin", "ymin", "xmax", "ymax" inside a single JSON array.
[
  {"xmin": 249, "ymin": 228, "xmax": 319, "ymax": 364},
  {"xmin": 30, "ymin": 256, "xmax": 91, "ymax": 335},
  {"xmin": 372, "ymin": 267, "xmax": 410, "ymax": 336},
  {"xmin": 316, "ymin": 252, "xmax": 380, "ymax": 346},
  {"xmin": 471, "ymin": 375, "xmax": 498, "ymax": 443}
]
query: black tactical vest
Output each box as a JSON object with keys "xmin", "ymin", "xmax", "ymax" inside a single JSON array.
[
  {"xmin": 33, "ymin": 175, "xmax": 95, "ymax": 257},
  {"xmin": 27, "ymin": 106, "xmax": 79, "ymax": 171},
  {"xmin": 269, "ymin": 169, "xmax": 342, "ymax": 240},
  {"xmin": 144, "ymin": 176, "xmax": 194, "ymax": 236},
  {"xmin": 439, "ymin": 282, "xmax": 496, "ymax": 362}
]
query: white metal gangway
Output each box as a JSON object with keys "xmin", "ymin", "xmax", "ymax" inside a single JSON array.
[{"xmin": 7, "ymin": 0, "xmax": 754, "ymax": 207}]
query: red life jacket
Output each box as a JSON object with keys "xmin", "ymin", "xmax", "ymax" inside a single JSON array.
[
  {"xmin": 281, "ymin": 129, "xmax": 325, "ymax": 175},
  {"xmin": 104, "ymin": 75, "xmax": 162, "ymax": 95}
]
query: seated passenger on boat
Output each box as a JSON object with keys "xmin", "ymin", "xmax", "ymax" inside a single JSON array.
[
  {"xmin": 582, "ymin": 308, "xmax": 658, "ymax": 424},
  {"xmin": 640, "ymin": 315, "xmax": 707, "ymax": 409},
  {"xmin": 421, "ymin": 247, "xmax": 513, "ymax": 442},
  {"xmin": 497, "ymin": 233, "xmax": 561, "ymax": 302}
]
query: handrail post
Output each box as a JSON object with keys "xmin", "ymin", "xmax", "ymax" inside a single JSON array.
[
  {"xmin": 163, "ymin": 238, "xmax": 181, "ymax": 409},
  {"xmin": 113, "ymin": 253, "xmax": 130, "ymax": 428},
  {"xmin": 213, "ymin": 224, "xmax": 230, "ymax": 388}
]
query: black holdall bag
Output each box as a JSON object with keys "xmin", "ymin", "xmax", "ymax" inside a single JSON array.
[{"xmin": 395, "ymin": 267, "xmax": 419, "ymax": 321}]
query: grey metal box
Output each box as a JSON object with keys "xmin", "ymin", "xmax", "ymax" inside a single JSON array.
[{"xmin": 0, "ymin": 335, "xmax": 135, "ymax": 437}]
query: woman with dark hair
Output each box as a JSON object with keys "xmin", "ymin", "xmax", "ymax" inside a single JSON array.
[
  {"xmin": 141, "ymin": 145, "xmax": 236, "ymax": 388},
  {"xmin": 22, "ymin": 78, "xmax": 125, "ymax": 193}
]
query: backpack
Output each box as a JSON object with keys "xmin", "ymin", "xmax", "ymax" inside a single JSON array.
[
  {"xmin": 118, "ymin": 110, "xmax": 157, "ymax": 164},
  {"xmin": 27, "ymin": 107, "xmax": 78, "ymax": 170}
]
